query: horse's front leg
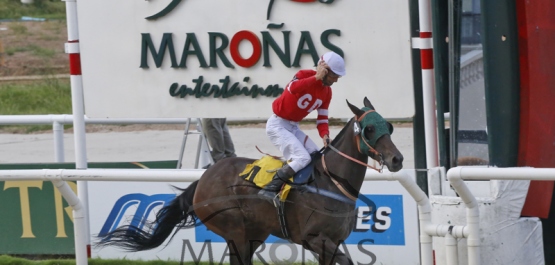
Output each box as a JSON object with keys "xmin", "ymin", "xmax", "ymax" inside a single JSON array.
[{"xmin": 303, "ymin": 234, "xmax": 354, "ymax": 265}]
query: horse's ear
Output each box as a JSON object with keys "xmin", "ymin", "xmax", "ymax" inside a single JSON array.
[
  {"xmin": 347, "ymin": 99, "xmax": 365, "ymax": 117},
  {"xmin": 363, "ymin": 97, "xmax": 375, "ymax": 110},
  {"xmin": 387, "ymin": 122, "xmax": 394, "ymax": 134}
]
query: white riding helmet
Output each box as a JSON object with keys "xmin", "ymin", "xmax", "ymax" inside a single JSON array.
[{"xmin": 320, "ymin": 51, "xmax": 346, "ymax": 76}]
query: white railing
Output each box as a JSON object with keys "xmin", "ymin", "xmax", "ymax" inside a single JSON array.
[
  {"xmin": 0, "ymin": 169, "xmax": 204, "ymax": 265},
  {"xmin": 445, "ymin": 167, "xmax": 555, "ymax": 265},
  {"xmin": 0, "ymin": 115, "xmax": 208, "ymax": 168},
  {"xmin": 0, "ymin": 114, "xmax": 212, "ymax": 265},
  {"xmin": 5, "ymin": 156, "xmax": 550, "ymax": 265},
  {"xmin": 0, "ymin": 168, "xmax": 428, "ymax": 265},
  {"xmin": 460, "ymin": 49, "xmax": 484, "ymax": 88}
]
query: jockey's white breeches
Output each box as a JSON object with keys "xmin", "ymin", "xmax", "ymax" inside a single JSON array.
[{"xmin": 266, "ymin": 114, "xmax": 319, "ymax": 172}]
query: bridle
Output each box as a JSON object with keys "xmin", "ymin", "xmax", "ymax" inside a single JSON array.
[
  {"xmin": 353, "ymin": 109, "xmax": 386, "ymax": 169},
  {"xmin": 322, "ymin": 109, "xmax": 386, "ymax": 173},
  {"xmin": 319, "ymin": 110, "xmax": 388, "ymax": 201}
]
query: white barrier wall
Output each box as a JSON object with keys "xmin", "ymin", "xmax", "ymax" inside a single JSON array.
[
  {"xmin": 76, "ymin": 0, "xmax": 414, "ymax": 119},
  {"xmin": 430, "ymin": 167, "xmax": 547, "ymax": 265}
]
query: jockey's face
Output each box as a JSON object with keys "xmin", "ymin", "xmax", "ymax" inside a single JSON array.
[{"xmin": 323, "ymin": 69, "xmax": 340, "ymax": 86}]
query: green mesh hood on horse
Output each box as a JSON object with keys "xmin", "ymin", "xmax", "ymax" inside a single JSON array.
[{"xmin": 357, "ymin": 107, "xmax": 391, "ymax": 155}]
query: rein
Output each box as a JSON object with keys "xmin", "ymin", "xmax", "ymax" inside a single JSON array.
[
  {"xmin": 320, "ymin": 145, "xmax": 382, "ymax": 201},
  {"xmin": 326, "ymin": 144, "xmax": 383, "ymax": 173}
]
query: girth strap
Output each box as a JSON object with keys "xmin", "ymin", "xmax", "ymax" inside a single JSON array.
[{"xmin": 276, "ymin": 199, "xmax": 290, "ymax": 240}]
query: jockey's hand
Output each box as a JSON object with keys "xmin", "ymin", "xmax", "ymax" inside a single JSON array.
[
  {"xmin": 315, "ymin": 61, "xmax": 328, "ymax": 81},
  {"xmin": 323, "ymin": 135, "xmax": 331, "ymax": 147}
]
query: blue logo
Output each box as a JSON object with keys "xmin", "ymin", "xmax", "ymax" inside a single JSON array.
[
  {"xmin": 100, "ymin": 193, "xmax": 405, "ymax": 246},
  {"xmin": 195, "ymin": 194, "xmax": 405, "ymax": 246},
  {"xmin": 98, "ymin": 193, "xmax": 175, "ymax": 236},
  {"xmin": 346, "ymin": 194, "xmax": 405, "ymax": 245}
]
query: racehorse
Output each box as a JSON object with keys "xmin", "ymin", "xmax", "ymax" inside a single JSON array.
[{"xmin": 96, "ymin": 97, "xmax": 404, "ymax": 265}]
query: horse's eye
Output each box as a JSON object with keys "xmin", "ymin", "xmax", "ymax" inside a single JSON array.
[{"xmin": 365, "ymin": 125, "xmax": 375, "ymax": 134}]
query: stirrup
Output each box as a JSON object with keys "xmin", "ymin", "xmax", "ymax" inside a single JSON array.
[{"xmin": 258, "ymin": 189, "xmax": 280, "ymax": 207}]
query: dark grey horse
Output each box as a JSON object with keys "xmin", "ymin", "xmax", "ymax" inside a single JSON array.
[{"xmin": 97, "ymin": 97, "xmax": 403, "ymax": 265}]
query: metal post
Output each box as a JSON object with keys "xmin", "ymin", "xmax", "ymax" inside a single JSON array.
[
  {"xmin": 417, "ymin": 0, "xmax": 440, "ymax": 169},
  {"xmin": 447, "ymin": 0, "xmax": 462, "ymax": 168},
  {"xmin": 196, "ymin": 118, "xmax": 214, "ymax": 169},
  {"xmin": 445, "ymin": 232, "xmax": 459, "ymax": 265},
  {"xmin": 177, "ymin": 118, "xmax": 191, "ymax": 169},
  {"xmin": 480, "ymin": 0, "xmax": 520, "ymax": 167},
  {"xmin": 53, "ymin": 121, "xmax": 65, "ymax": 162},
  {"xmin": 64, "ymin": 0, "xmax": 90, "ymax": 263}
]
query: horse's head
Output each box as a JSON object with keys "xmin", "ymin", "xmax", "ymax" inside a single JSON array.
[{"xmin": 346, "ymin": 97, "xmax": 404, "ymax": 172}]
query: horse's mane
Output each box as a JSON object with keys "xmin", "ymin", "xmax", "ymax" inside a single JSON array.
[
  {"xmin": 312, "ymin": 117, "xmax": 354, "ymax": 170},
  {"xmin": 326, "ymin": 117, "xmax": 354, "ymax": 150}
]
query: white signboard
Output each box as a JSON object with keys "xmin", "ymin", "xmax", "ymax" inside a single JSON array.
[
  {"xmin": 77, "ymin": 0, "xmax": 414, "ymax": 119},
  {"xmin": 89, "ymin": 170, "xmax": 419, "ymax": 264}
]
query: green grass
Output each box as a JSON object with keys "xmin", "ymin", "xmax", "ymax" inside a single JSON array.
[
  {"xmin": 0, "ymin": 255, "xmax": 311, "ymax": 265},
  {"xmin": 0, "ymin": 79, "xmax": 71, "ymax": 114},
  {"xmin": 0, "ymin": 0, "xmax": 66, "ymax": 20},
  {"xmin": 31, "ymin": 45, "xmax": 56, "ymax": 57},
  {"xmin": 5, "ymin": 44, "xmax": 55, "ymax": 57},
  {"xmin": 8, "ymin": 22, "xmax": 28, "ymax": 34},
  {"xmin": 0, "ymin": 79, "xmax": 72, "ymax": 132}
]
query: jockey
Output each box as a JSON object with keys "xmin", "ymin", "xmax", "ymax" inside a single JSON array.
[{"xmin": 258, "ymin": 51, "xmax": 346, "ymax": 201}]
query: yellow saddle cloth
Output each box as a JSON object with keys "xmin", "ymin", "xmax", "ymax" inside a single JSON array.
[{"xmin": 239, "ymin": 155, "xmax": 293, "ymax": 202}]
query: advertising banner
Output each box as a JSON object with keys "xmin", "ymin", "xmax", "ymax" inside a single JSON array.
[
  {"xmin": 89, "ymin": 170, "xmax": 419, "ymax": 264},
  {"xmin": 0, "ymin": 161, "xmax": 178, "ymax": 255},
  {"xmin": 77, "ymin": 0, "xmax": 414, "ymax": 119},
  {"xmin": 0, "ymin": 180, "xmax": 75, "ymax": 255}
]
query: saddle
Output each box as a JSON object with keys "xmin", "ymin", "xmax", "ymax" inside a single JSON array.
[{"xmin": 239, "ymin": 155, "xmax": 316, "ymax": 202}]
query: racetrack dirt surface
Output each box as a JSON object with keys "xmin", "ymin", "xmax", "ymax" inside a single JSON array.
[{"xmin": 0, "ymin": 124, "xmax": 416, "ymax": 169}]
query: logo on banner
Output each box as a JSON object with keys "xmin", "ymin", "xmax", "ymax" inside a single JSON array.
[
  {"xmin": 98, "ymin": 193, "xmax": 175, "ymax": 236},
  {"xmin": 195, "ymin": 194, "xmax": 405, "ymax": 245},
  {"xmin": 99, "ymin": 193, "xmax": 406, "ymax": 263},
  {"xmin": 146, "ymin": 0, "xmax": 335, "ymax": 22},
  {"xmin": 138, "ymin": 0, "xmax": 344, "ymax": 100},
  {"xmin": 99, "ymin": 193, "xmax": 405, "ymax": 246}
]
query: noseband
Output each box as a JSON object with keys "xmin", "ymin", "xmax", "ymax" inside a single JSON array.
[{"xmin": 323, "ymin": 109, "xmax": 386, "ymax": 172}]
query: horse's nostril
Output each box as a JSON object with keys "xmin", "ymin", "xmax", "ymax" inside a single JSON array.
[{"xmin": 392, "ymin": 155, "xmax": 404, "ymax": 165}]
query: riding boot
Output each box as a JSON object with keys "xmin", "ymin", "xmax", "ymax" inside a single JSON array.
[{"xmin": 257, "ymin": 164, "xmax": 296, "ymax": 202}]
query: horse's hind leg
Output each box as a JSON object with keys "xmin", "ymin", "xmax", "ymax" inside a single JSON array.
[
  {"xmin": 304, "ymin": 235, "xmax": 354, "ymax": 265},
  {"xmin": 225, "ymin": 228, "xmax": 270, "ymax": 265},
  {"xmin": 244, "ymin": 228, "xmax": 271, "ymax": 264}
]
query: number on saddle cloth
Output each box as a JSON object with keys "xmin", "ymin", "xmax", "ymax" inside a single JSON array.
[{"xmin": 239, "ymin": 156, "xmax": 284, "ymax": 187}]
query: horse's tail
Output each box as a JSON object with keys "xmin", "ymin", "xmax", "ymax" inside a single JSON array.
[{"xmin": 96, "ymin": 180, "xmax": 199, "ymax": 251}]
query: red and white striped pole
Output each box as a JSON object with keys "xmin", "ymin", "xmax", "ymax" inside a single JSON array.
[
  {"xmin": 413, "ymin": 0, "xmax": 438, "ymax": 265},
  {"xmin": 414, "ymin": 0, "xmax": 439, "ymax": 169},
  {"xmin": 64, "ymin": 0, "xmax": 91, "ymax": 264}
]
